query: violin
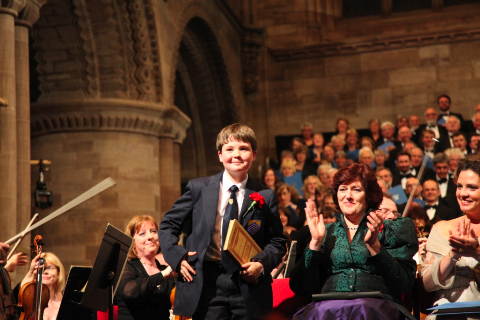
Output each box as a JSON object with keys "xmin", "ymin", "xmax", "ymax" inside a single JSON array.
[{"xmin": 17, "ymin": 235, "xmax": 50, "ymax": 320}]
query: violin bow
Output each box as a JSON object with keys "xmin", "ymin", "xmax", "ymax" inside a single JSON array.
[
  {"xmin": 6, "ymin": 213, "xmax": 39, "ymax": 260},
  {"xmin": 4, "ymin": 177, "xmax": 116, "ymax": 245}
]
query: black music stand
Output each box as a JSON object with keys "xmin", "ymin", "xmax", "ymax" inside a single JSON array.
[
  {"xmin": 57, "ymin": 266, "xmax": 93, "ymax": 320},
  {"xmin": 80, "ymin": 224, "xmax": 132, "ymax": 320}
]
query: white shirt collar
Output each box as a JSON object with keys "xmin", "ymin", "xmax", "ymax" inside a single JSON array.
[{"xmin": 222, "ymin": 171, "xmax": 248, "ymax": 193}]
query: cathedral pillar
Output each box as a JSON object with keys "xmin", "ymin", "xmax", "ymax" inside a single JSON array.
[
  {"xmin": 30, "ymin": 99, "xmax": 190, "ymax": 266},
  {"xmin": 0, "ymin": 0, "xmax": 25, "ymax": 241},
  {"xmin": 15, "ymin": 0, "xmax": 44, "ymax": 251}
]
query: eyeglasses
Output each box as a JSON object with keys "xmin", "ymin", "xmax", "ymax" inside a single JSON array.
[{"xmin": 377, "ymin": 208, "xmax": 400, "ymax": 217}]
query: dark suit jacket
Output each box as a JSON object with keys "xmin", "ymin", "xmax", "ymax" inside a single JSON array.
[
  {"xmin": 437, "ymin": 111, "xmax": 465, "ymax": 130},
  {"xmin": 159, "ymin": 172, "xmax": 286, "ymax": 317},
  {"xmin": 414, "ymin": 124, "xmax": 449, "ymax": 152},
  {"xmin": 427, "ymin": 199, "xmax": 461, "ymax": 224}
]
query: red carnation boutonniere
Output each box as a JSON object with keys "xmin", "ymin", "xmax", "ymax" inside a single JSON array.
[{"xmin": 246, "ymin": 192, "xmax": 265, "ymax": 213}]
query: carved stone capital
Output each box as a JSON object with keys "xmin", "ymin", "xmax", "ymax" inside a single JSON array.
[
  {"xmin": 0, "ymin": 0, "xmax": 26, "ymax": 16},
  {"xmin": 16, "ymin": 0, "xmax": 46, "ymax": 27},
  {"xmin": 31, "ymin": 98, "xmax": 191, "ymax": 143}
]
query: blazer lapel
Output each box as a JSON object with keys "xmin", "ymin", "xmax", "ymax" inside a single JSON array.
[{"xmin": 203, "ymin": 172, "xmax": 222, "ymax": 235}]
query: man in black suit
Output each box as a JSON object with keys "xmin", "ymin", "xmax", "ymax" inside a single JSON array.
[
  {"xmin": 469, "ymin": 134, "xmax": 480, "ymax": 155},
  {"xmin": 415, "ymin": 107, "xmax": 449, "ymax": 150},
  {"xmin": 409, "ymin": 147, "xmax": 434, "ymax": 183},
  {"xmin": 422, "ymin": 179, "xmax": 460, "ymax": 223},
  {"xmin": 466, "ymin": 111, "xmax": 480, "ymax": 138},
  {"xmin": 160, "ymin": 124, "xmax": 286, "ymax": 320},
  {"xmin": 436, "ymin": 94, "xmax": 465, "ymax": 129},
  {"xmin": 452, "ymin": 132, "xmax": 469, "ymax": 156},
  {"xmin": 445, "ymin": 115, "xmax": 463, "ymax": 149},
  {"xmin": 392, "ymin": 152, "xmax": 416, "ymax": 189},
  {"xmin": 424, "ymin": 153, "xmax": 460, "ymax": 211}
]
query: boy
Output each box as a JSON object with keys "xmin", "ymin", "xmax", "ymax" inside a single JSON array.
[{"xmin": 160, "ymin": 123, "xmax": 285, "ymax": 319}]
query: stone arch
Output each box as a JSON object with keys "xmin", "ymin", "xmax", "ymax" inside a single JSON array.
[{"xmin": 174, "ymin": 17, "xmax": 237, "ymax": 182}]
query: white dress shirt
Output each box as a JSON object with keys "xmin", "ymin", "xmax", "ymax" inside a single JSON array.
[{"xmin": 205, "ymin": 171, "xmax": 247, "ymax": 261}]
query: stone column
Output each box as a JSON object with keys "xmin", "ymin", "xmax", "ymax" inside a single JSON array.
[
  {"xmin": 30, "ymin": 99, "xmax": 190, "ymax": 268},
  {"xmin": 11, "ymin": 0, "xmax": 45, "ymax": 283},
  {"xmin": 0, "ymin": 0, "xmax": 25, "ymax": 242}
]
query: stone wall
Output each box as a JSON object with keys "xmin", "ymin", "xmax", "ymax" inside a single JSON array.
[{"xmin": 246, "ymin": 1, "xmax": 480, "ymax": 158}]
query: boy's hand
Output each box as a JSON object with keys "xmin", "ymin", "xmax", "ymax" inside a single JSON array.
[
  {"xmin": 240, "ymin": 261, "xmax": 264, "ymax": 284},
  {"xmin": 179, "ymin": 251, "xmax": 197, "ymax": 282}
]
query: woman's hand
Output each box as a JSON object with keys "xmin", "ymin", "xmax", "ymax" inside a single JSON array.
[
  {"xmin": 364, "ymin": 211, "xmax": 383, "ymax": 256},
  {"xmin": 305, "ymin": 199, "xmax": 326, "ymax": 250},
  {"xmin": 449, "ymin": 218, "xmax": 479, "ymax": 258},
  {"xmin": 5, "ymin": 252, "xmax": 28, "ymax": 272},
  {"xmin": 20, "ymin": 253, "xmax": 43, "ymax": 287}
]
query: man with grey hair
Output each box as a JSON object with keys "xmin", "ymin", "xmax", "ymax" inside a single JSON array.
[
  {"xmin": 375, "ymin": 121, "xmax": 395, "ymax": 148},
  {"xmin": 414, "ymin": 107, "xmax": 449, "ymax": 149},
  {"xmin": 445, "ymin": 115, "xmax": 462, "ymax": 149}
]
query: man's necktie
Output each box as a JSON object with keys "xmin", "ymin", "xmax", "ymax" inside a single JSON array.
[
  {"xmin": 221, "ymin": 185, "xmax": 240, "ymax": 273},
  {"xmin": 425, "ymin": 204, "xmax": 438, "ymax": 210},
  {"xmin": 437, "ymin": 178, "xmax": 447, "ymax": 184},
  {"xmin": 222, "ymin": 185, "xmax": 239, "ymax": 245}
]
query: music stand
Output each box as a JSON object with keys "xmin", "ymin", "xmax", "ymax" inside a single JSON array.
[
  {"xmin": 80, "ymin": 224, "xmax": 132, "ymax": 320},
  {"xmin": 57, "ymin": 266, "xmax": 93, "ymax": 320}
]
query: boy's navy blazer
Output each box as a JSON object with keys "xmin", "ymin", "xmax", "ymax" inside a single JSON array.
[{"xmin": 159, "ymin": 171, "xmax": 286, "ymax": 317}]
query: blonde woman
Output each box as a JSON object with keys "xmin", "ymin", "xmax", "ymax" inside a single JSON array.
[
  {"xmin": 279, "ymin": 158, "xmax": 303, "ymax": 195},
  {"xmin": 21, "ymin": 252, "xmax": 66, "ymax": 320},
  {"xmin": 116, "ymin": 215, "xmax": 175, "ymax": 320},
  {"xmin": 303, "ymin": 175, "xmax": 323, "ymax": 201}
]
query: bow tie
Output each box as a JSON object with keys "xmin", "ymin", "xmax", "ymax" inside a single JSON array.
[
  {"xmin": 427, "ymin": 125, "xmax": 436, "ymax": 129},
  {"xmin": 400, "ymin": 173, "xmax": 414, "ymax": 178},
  {"xmin": 425, "ymin": 205, "xmax": 437, "ymax": 210},
  {"xmin": 437, "ymin": 178, "xmax": 447, "ymax": 184}
]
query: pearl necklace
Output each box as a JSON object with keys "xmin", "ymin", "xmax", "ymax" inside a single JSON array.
[{"xmin": 347, "ymin": 226, "xmax": 358, "ymax": 231}]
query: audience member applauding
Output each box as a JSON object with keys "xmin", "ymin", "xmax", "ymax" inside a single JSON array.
[
  {"xmin": 421, "ymin": 159, "xmax": 480, "ymax": 319},
  {"xmin": 290, "ymin": 163, "xmax": 418, "ymax": 320}
]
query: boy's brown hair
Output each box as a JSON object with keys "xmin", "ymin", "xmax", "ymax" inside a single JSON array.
[{"xmin": 216, "ymin": 123, "xmax": 257, "ymax": 152}]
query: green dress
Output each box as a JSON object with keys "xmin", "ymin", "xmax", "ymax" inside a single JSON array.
[{"xmin": 290, "ymin": 214, "xmax": 418, "ymax": 302}]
